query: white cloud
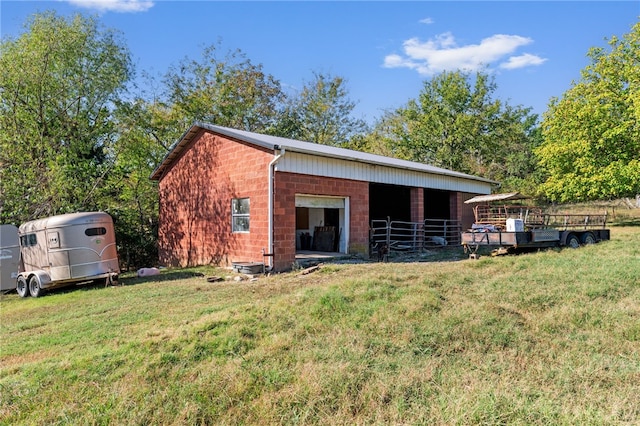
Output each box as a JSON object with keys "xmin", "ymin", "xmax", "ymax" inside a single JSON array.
[
  {"xmin": 419, "ymin": 17, "xmax": 434, "ymax": 25},
  {"xmin": 500, "ymin": 53, "xmax": 547, "ymax": 70},
  {"xmin": 65, "ymin": 0, "xmax": 154, "ymax": 13},
  {"xmin": 384, "ymin": 31, "xmax": 546, "ymax": 75}
]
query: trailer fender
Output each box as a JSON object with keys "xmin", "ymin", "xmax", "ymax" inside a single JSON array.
[
  {"xmin": 18, "ymin": 271, "xmax": 52, "ymax": 289},
  {"xmin": 560, "ymin": 232, "xmax": 581, "ymax": 248},
  {"xmin": 559, "ymin": 231, "xmax": 572, "ymax": 246}
]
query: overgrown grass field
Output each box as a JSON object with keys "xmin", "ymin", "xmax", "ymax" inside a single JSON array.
[{"xmin": 1, "ymin": 225, "xmax": 639, "ymax": 425}]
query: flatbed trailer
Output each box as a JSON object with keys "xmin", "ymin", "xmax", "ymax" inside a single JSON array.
[{"xmin": 460, "ymin": 193, "xmax": 610, "ymax": 257}]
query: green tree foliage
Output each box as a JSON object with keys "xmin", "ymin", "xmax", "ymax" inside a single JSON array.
[
  {"xmin": 102, "ymin": 100, "xmax": 168, "ymax": 269},
  {"xmin": 0, "ymin": 12, "xmax": 132, "ymax": 223},
  {"xmin": 108, "ymin": 44, "xmax": 286, "ymax": 267},
  {"xmin": 159, "ymin": 43, "xmax": 284, "ymax": 143},
  {"xmin": 0, "ymin": 11, "xmax": 162, "ymax": 268},
  {"xmin": 270, "ymin": 71, "xmax": 367, "ymax": 146},
  {"xmin": 346, "ymin": 110, "xmax": 407, "ymax": 157},
  {"xmin": 536, "ymin": 21, "xmax": 640, "ymax": 202},
  {"xmin": 381, "ymin": 70, "xmax": 540, "ymax": 189}
]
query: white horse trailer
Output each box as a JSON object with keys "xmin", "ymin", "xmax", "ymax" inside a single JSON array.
[
  {"xmin": 0, "ymin": 224, "xmax": 20, "ymax": 292},
  {"xmin": 16, "ymin": 212, "xmax": 120, "ymax": 297}
]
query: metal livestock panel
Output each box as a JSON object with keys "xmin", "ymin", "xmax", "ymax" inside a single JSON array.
[{"xmin": 277, "ymin": 152, "xmax": 492, "ymax": 194}]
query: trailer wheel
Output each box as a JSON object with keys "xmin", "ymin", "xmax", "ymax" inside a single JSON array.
[
  {"xmin": 16, "ymin": 276, "xmax": 29, "ymax": 298},
  {"xmin": 28, "ymin": 276, "xmax": 43, "ymax": 298},
  {"xmin": 581, "ymin": 232, "xmax": 596, "ymax": 245},
  {"xmin": 566, "ymin": 233, "xmax": 581, "ymax": 249}
]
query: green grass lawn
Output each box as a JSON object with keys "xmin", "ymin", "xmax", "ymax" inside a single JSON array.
[{"xmin": 1, "ymin": 225, "xmax": 640, "ymax": 425}]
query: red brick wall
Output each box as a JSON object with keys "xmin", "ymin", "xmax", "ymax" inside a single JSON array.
[
  {"xmin": 157, "ymin": 128, "xmax": 483, "ymax": 270},
  {"xmin": 453, "ymin": 192, "xmax": 478, "ymax": 230},
  {"xmin": 273, "ymin": 172, "xmax": 370, "ymax": 271},
  {"xmin": 157, "ymin": 131, "xmax": 371, "ymax": 271},
  {"xmin": 410, "ymin": 188, "xmax": 424, "ymax": 222},
  {"xmin": 157, "ymin": 130, "xmax": 273, "ymax": 267}
]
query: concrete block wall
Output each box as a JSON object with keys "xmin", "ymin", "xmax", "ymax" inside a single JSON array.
[
  {"xmin": 157, "ymin": 130, "xmax": 372, "ymax": 271},
  {"xmin": 454, "ymin": 192, "xmax": 478, "ymax": 230},
  {"xmin": 410, "ymin": 187, "xmax": 425, "ymax": 223},
  {"xmin": 273, "ymin": 172, "xmax": 369, "ymax": 271},
  {"xmin": 157, "ymin": 131, "xmax": 273, "ymax": 267},
  {"xmin": 156, "ymin": 128, "xmax": 483, "ymax": 271}
]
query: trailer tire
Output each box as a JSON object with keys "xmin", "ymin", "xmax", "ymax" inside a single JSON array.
[
  {"xmin": 28, "ymin": 276, "xmax": 43, "ymax": 298},
  {"xmin": 17, "ymin": 276, "xmax": 29, "ymax": 298},
  {"xmin": 581, "ymin": 232, "xmax": 596, "ymax": 245},
  {"xmin": 566, "ymin": 233, "xmax": 581, "ymax": 249}
]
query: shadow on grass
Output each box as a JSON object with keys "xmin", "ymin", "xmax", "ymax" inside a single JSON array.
[
  {"xmin": 611, "ymin": 219, "xmax": 640, "ymax": 227},
  {"xmin": 118, "ymin": 270, "xmax": 209, "ymax": 286},
  {"xmin": 19, "ymin": 270, "xmax": 213, "ymax": 298}
]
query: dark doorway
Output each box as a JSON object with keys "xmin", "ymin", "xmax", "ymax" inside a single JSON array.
[
  {"xmin": 424, "ymin": 189, "xmax": 451, "ymax": 219},
  {"xmin": 369, "ymin": 183, "xmax": 411, "ymax": 222},
  {"xmin": 324, "ymin": 208, "xmax": 340, "ymax": 252}
]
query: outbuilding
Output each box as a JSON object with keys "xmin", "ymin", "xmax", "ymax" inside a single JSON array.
[{"xmin": 151, "ymin": 123, "xmax": 495, "ymax": 271}]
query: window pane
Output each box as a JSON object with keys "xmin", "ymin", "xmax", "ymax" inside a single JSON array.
[
  {"xmin": 20, "ymin": 234, "xmax": 37, "ymax": 247},
  {"xmin": 232, "ymin": 198, "xmax": 250, "ymax": 214},
  {"xmin": 233, "ymin": 217, "xmax": 250, "ymax": 232},
  {"xmin": 85, "ymin": 227, "xmax": 107, "ymax": 236},
  {"xmin": 231, "ymin": 198, "xmax": 250, "ymax": 232}
]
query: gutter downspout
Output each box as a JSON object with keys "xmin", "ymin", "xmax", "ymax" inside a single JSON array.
[{"xmin": 267, "ymin": 146, "xmax": 285, "ymax": 270}]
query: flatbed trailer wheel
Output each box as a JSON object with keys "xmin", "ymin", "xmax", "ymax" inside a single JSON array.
[
  {"xmin": 566, "ymin": 233, "xmax": 580, "ymax": 249},
  {"xmin": 581, "ymin": 232, "xmax": 596, "ymax": 245}
]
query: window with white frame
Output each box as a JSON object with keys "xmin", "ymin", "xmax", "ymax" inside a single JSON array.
[{"xmin": 231, "ymin": 198, "xmax": 250, "ymax": 232}]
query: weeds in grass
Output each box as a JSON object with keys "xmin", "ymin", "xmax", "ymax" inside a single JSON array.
[{"xmin": 1, "ymin": 228, "xmax": 640, "ymax": 424}]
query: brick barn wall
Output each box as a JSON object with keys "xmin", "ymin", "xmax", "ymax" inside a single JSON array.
[
  {"xmin": 410, "ymin": 188, "xmax": 425, "ymax": 222},
  {"xmin": 157, "ymin": 131, "xmax": 273, "ymax": 267},
  {"xmin": 454, "ymin": 192, "xmax": 478, "ymax": 230},
  {"xmin": 273, "ymin": 172, "xmax": 370, "ymax": 271},
  {"xmin": 156, "ymin": 128, "xmax": 484, "ymax": 271}
]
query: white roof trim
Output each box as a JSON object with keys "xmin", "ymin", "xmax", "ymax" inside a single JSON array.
[{"xmin": 464, "ymin": 192, "xmax": 529, "ymax": 204}]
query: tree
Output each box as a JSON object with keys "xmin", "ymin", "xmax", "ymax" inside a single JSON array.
[
  {"xmin": 101, "ymin": 99, "xmax": 168, "ymax": 269},
  {"xmin": 380, "ymin": 70, "xmax": 540, "ymax": 188},
  {"xmin": 106, "ymin": 45, "xmax": 286, "ymax": 267},
  {"xmin": 345, "ymin": 109, "xmax": 410, "ymax": 157},
  {"xmin": 490, "ymin": 106, "xmax": 544, "ymax": 193},
  {"xmin": 159, "ymin": 43, "xmax": 284, "ymax": 142},
  {"xmin": 270, "ymin": 71, "xmax": 367, "ymax": 146},
  {"xmin": 536, "ymin": 21, "xmax": 640, "ymax": 203},
  {"xmin": 127, "ymin": 43, "xmax": 285, "ymax": 162},
  {"xmin": 0, "ymin": 11, "xmax": 133, "ymax": 223}
]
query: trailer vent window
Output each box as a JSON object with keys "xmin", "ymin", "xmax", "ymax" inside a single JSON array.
[
  {"xmin": 232, "ymin": 198, "xmax": 250, "ymax": 233},
  {"xmin": 20, "ymin": 234, "xmax": 37, "ymax": 247},
  {"xmin": 85, "ymin": 227, "xmax": 107, "ymax": 236}
]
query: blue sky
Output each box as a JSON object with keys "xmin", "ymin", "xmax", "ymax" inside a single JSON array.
[{"xmin": 2, "ymin": 1, "xmax": 639, "ymax": 125}]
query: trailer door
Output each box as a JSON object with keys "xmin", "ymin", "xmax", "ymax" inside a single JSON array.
[{"xmin": 47, "ymin": 230, "xmax": 71, "ymax": 281}]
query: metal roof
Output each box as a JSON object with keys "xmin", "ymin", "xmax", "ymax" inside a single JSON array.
[
  {"xmin": 19, "ymin": 212, "xmax": 113, "ymax": 233},
  {"xmin": 150, "ymin": 122, "xmax": 498, "ymax": 185},
  {"xmin": 464, "ymin": 192, "xmax": 529, "ymax": 204}
]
